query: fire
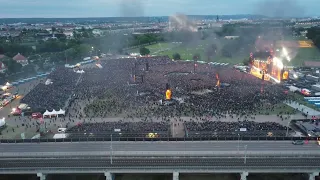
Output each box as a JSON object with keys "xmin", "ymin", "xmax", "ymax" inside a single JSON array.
[
  {"xmin": 215, "ymin": 74, "xmax": 220, "ymax": 87},
  {"xmin": 165, "ymin": 89, "xmax": 172, "ymax": 100},
  {"xmin": 282, "ymin": 71, "xmax": 289, "ymax": 80}
]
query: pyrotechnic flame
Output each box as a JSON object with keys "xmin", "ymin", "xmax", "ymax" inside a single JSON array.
[
  {"xmin": 282, "ymin": 47, "xmax": 291, "ymax": 61},
  {"xmin": 165, "ymin": 89, "xmax": 172, "ymax": 100},
  {"xmin": 215, "ymin": 73, "xmax": 220, "ymax": 87}
]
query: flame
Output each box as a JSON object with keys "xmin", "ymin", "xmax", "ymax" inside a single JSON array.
[
  {"xmin": 165, "ymin": 89, "xmax": 172, "ymax": 100},
  {"xmin": 282, "ymin": 71, "xmax": 289, "ymax": 80},
  {"xmin": 215, "ymin": 73, "xmax": 220, "ymax": 87}
]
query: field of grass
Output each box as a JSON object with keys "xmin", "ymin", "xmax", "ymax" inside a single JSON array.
[
  {"xmin": 291, "ymin": 47, "xmax": 320, "ymax": 66},
  {"xmin": 128, "ymin": 42, "xmax": 180, "ymax": 54},
  {"xmin": 129, "ymin": 34, "xmax": 320, "ymax": 66},
  {"xmin": 260, "ymin": 103, "xmax": 296, "ymax": 115}
]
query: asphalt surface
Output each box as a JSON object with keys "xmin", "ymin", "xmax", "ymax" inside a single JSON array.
[
  {"xmin": 1, "ymin": 157, "xmax": 320, "ymax": 168},
  {"xmin": 0, "ymin": 141, "xmax": 319, "ymax": 153}
]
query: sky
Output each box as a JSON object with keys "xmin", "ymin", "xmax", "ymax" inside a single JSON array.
[{"xmin": 0, "ymin": 0, "xmax": 320, "ymax": 18}]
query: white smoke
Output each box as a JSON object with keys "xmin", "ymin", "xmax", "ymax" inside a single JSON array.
[{"xmin": 169, "ymin": 13, "xmax": 197, "ymax": 32}]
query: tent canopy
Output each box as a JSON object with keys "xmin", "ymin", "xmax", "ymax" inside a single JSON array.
[
  {"xmin": 43, "ymin": 110, "xmax": 53, "ymax": 116},
  {"xmin": 43, "ymin": 109, "xmax": 65, "ymax": 116},
  {"xmin": 57, "ymin": 109, "xmax": 65, "ymax": 115},
  {"xmin": 0, "ymin": 118, "xmax": 5, "ymax": 127}
]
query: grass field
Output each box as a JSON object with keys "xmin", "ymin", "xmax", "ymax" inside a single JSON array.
[
  {"xmin": 128, "ymin": 42, "xmax": 181, "ymax": 55},
  {"xmin": 290, "ymin": 47, "xmax": 320, "ymax": 66},
  {"xmin": 129, "ymin": 34, "xmax": 320, "ymax": 66}
]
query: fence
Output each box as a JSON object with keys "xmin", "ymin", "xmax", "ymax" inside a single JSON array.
[{"xmin": 0, "ymin": 136, "xmax": 315, "ymax": 143}]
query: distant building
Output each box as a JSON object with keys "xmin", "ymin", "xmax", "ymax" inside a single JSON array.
[
  {"xmin": 92, "ymin": 29, "xmax": 103, "ymax": 36},
  {"xmin": 224, "ymin": 36, "xmax": 240, "ymax": 39},
  {"xmin": 13, "ymin": 53, "xmax": 28, "ymax": 66},
  {"xmin": 63, "ymin": 31, "xmax": 74, "ymax": 39}
]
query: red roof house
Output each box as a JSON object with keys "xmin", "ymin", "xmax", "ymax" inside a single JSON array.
[{"xmin": 12, "ymin": 53, "xmax": 28, "ymax": 66}]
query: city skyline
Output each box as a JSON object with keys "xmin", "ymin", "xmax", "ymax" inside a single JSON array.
[{"xmin": 0, "ymin": 0, "xmax": 320, "ymax": 18}]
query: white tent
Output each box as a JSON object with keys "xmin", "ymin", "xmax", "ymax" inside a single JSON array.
[
  {"xmin": 53, "ymin": 133, "xmax": 67, "ymax": 139},
  {"xmin": 51, "ymin": 109, "xmax": 58, "ymax": 115},
  {"xmin": 76, "ymin": 70, "xmax": 85, "ymax": 74},
  {"xmin": 0, "ymin": 118, "xmax": 5, "ymax": 127},
  {"xmin": 96, "ymin": 64, "xmax": 103, "ymax": 69},
  {"xmin": 43, "ymin": 110, "xmax": 52, "ymax": 117},
  {"xmin": 57, "ymin": 109, "xmax": 65, "ymax": 115},
  {"xmin": 45, "ymin": 79, "xmax": 53, "ymax": 85}
]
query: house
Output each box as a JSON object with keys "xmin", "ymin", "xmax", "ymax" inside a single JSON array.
[
  {"xmin": 92, "ymin": 29, "xmax": 103, "ymax": 36},
  {"xmin": 13, "ymin": 53, "xmax": 28, "ymax": 66},
  {"xmin": 63, "ymin": 31, "xmax": 74, "ymax": 39}
]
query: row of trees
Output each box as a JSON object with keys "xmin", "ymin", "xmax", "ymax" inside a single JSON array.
[{"xmin": 306, "ymin": 27, "xmax": 320, "ymax": 49}]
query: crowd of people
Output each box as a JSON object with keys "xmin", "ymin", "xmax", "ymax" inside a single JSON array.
[
  {"xmin": 66, "ymin": 121, "xmax": 170, "ymax": 138},
  {"xmin": 185, "ymin": 120, "xmax": 287, "ymax": 137},
  {"xmin": 21, "ymin": 68, "xmax": 80, "ymax": 110},
  {"xmin": 16, "ymin": 55, "xmax": 298, "ymax": 138}
]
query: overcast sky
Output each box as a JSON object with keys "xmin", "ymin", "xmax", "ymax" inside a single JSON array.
[{"xmin": 0, "ymin": 0, "xmax": 319, "ymax": 18}]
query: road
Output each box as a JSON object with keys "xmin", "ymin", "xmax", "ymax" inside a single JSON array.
[
  {"xmin": 1, "ymin": 157, "xmax": 320, "ymax": 169},
  {"xmin": 0, "ymin": 141, "xmax": 319, "ymax": 156}
]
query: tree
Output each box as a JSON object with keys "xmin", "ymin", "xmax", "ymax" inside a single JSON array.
[
  {"xmin": 140, "ymin": 47, "xmax": 150, "ymax": 56},
  {"xmin": 75, "ymin": 44, "xmax": 92, "ymax": 57},
  {"xmin": 65, "ymin": 48, "xmax": 77, "ymax": 61},
  {"xmin": 243, "ymin": 58, "xmax": 251, "ymax": 66},
  {"xmin": 1, "ymin": 58, "xmax": 22, "ymax": 74},
  {"xmin": 51, "ymin": 27, "xmax": 56, "ymax": 35},
  {"xmin": 172, "ymin": 53, "xmax": 181, "ymax": 60},
  {"xmin": 193, "ymin": 53, "xmax": 201, "ymax": 61},
  {"xmin": 21, "ymin": 64, "xmax": 35, "ymax": 74}
]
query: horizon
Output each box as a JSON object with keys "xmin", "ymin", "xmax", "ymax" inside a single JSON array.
[
  {"xmin": 0, "ymin": 14, "xmax": 263, "ymax": 19},
  {"xmin": 0, "ymin": 0, "xmax": 320, "ymax": 18}
]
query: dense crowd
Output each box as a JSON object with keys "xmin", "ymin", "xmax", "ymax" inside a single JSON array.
[
  {"xmin": 17, "ymin": 55, "xmax": 296, "ymax": 137},
  {"xmin": 185, "ymin": 121, "xmax": 287, "ymax": 132},
  {"xmin": 21, "ymin": 68, "xmax": 80, "ymax": 110},
  {"xmin": 66, "ymin": 121, "xmax": 169, "ymax": 138}
]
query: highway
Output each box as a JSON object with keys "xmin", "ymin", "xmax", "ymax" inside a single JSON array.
[
  {"xmin": 1, "ymin": 157, "xmax": 320, "ymax": 168},
  {"xmin": 0, "ymin": 141, "xmax": 319, "ymax": 152},
  {"xmin": 0, "ymin": 141, "xmax": 320, "ymax": 157}
]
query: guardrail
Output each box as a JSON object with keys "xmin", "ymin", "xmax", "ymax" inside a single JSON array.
[
  {"xmin": 0, "ymin": 136, "xmax": 314, "ymax": 143},
  {"xmin": 2, "ymin": 150, "xmax": 320, "ymax": 157},
  {"xmin": 0, "ymin": 166, "xmax": 319, "ymax": 174}
]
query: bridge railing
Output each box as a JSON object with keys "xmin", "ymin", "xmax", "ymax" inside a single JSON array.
[{"xmin": 0, "ymin": 136, "xmax": 315, "ymax": 143}]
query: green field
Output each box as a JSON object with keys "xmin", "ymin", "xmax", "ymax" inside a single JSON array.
[
  {"xmin": 130, "ymin": 35, "xmax": 320, "ymax": 66},
  {"xmin": 128, "ymin": 42, "xmax": 180, "ymax": 55},
  {"xmin": 130, "ymin": 38, "xmax": 247, "ymax": 64},
  {"xmin": 290, "ymin": 47, "xmax": 320, "ymax": 66}
]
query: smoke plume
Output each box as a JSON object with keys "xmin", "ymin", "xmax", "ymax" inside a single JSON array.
[
  {"xmin": 119, "ymin": 0, "xmax": 145, "ymax": 17},
  {"xmin": 255, "ymin": 0, "xmax": 306, "ymax": 18}
]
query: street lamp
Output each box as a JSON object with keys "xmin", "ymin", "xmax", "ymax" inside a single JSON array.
[
  {"xmin": 110, "ymin": 134, "xmax": 113, "ymax": 165},
  {"xmin": 237, "ymin": 134, "xmax": 240, "ymax": 153},
  {"xmin": 286, "ymin": 120, "xmax": 291, "ymax": 137},
  {"xmin": 244, "ymin": 145, "xmax": 248, "ymax": 164}
]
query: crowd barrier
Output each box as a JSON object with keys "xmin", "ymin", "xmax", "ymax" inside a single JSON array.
[
  {"xmin": 0, "ymin": 136, "xmax": 315, "ymax": 143},
  {"xmin": 10, "ymin": 72, "xmax": 51, "ymax": 86}
]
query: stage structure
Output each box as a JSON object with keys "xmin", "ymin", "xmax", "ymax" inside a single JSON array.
[{"xmin": 249, "ymin": 50, "xmax": 288, "ymax": 83}]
